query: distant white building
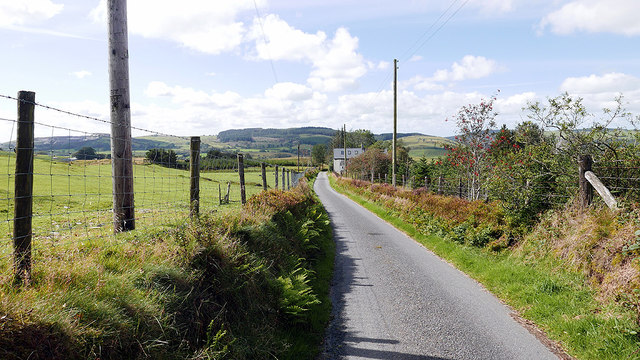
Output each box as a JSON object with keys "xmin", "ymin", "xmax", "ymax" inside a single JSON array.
[{"xmin": 333, "ymin": 147, "xmax": 364, "ymax": 173}]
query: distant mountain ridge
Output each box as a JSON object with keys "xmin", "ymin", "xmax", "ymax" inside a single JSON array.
[{"xmin": 0, "ymin": 127, "xmax": 450, "ymax": 159}]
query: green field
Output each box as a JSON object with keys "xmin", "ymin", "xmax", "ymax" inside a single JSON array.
[
  {"xmin": 400, "ymin": 135, "xmax": 451, "ymax": 159},
  {"xmin": 0, "ymin": 152, "xmax": 298, "ymax": 265}
]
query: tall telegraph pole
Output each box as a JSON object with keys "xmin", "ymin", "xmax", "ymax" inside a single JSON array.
[
  {"xmin": 392, "ymin": 59, "xmax": 398, "ymax": 187},
  {"xmin": 343, "ymin": 124, "xmax": 347, "ymax": 175},
  {"xmin": 108, "ymin": 0, "xmax": 135, "ymax": 232}
]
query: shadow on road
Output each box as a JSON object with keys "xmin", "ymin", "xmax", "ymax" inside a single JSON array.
[{"xmin": 320, "ymin": 214, "xmax": 451, "ymax": 360}]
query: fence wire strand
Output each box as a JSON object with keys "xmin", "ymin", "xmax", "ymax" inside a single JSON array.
[{"xmin": 0, "ymin": 95, "xmax": 307, "ymax": 275}]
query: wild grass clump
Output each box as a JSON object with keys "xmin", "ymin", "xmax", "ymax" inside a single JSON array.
[
  {"xmin": 335, "ymin": 177, "xmax": 507, "ymax": 249},
  {"xmin": 0, "ymin": 177, "xmax": 333, "ymax": 359}
]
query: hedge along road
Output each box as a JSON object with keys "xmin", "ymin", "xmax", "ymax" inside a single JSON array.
[{"xmin": 314, "ymin": 172, "xmax": 558, "ymax": 360}]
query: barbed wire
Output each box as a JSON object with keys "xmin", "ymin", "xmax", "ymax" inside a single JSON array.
[{"xmin": 0, "ymin": 94, "xmax": 189, "ymax": 140}]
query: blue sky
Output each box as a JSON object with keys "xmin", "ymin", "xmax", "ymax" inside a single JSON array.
[{"xmin": 0, "ymin": 0, "xmax": 639, "ymax": 141}]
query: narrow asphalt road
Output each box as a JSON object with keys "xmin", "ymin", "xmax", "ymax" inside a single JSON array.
[{"xmin": 314, "ymin": 172, "xmax": 558, "ymax": 360}]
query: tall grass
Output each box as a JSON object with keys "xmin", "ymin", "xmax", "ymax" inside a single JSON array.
[{"xmin": 0, "ymin": 166, "xmax": 333, "ymax": 359}]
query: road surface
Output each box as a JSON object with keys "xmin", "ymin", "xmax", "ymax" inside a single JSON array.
[{"xmin": 314, "ymin": 172, "xmax": 558, "ymax": 360}]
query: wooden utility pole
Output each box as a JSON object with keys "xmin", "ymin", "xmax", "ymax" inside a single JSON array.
[
  {"xmin": 261, "ymin": 162, "xmax": 267, "ymax": 191},
  {"xmin": 297, "ymin": 143, "xmax": 300, "ymax": 172},
  {"xmin": 392, "ymin": 58, "xmax": 398, "ymax": 187},
  {"xmin": 108, "ymin": 0, "xmax": 135, "ymax": 232},
  {"xmin": 189, "ymin": 137, "xmax": 200, "ymax": 217},
  {"xmin": 343, "ymin": 124, "xmax": 347, "ymax": 175},
  {"xmin": 238, "ymin": 154, "xmax": 246, "ymax": 204},
  {"xmin": 14, "ymin": 91, "xmax": 35, "ymax": 284}
]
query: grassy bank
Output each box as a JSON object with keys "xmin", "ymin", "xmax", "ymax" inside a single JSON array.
[
  {"xmin": 0, "ymin": 174, "xmax": 333, "ymax": 359},
  {"xmin": 329, "ymin": 174, "xmax": 640, "ymax": 360}
]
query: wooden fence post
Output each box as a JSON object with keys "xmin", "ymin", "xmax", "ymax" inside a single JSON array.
[
  {"xmin": 282, "ymin": 167, "xmax": 286, "ymax": 190},
  {"xmin": 238, "ymin": 154, "xmax": 246, "ymax": 205},
  {"xmin": 458, "ymin": 178, "xmax": 463, "ymax": 199},
  {"xmin": 438, "ymin": 176, "xmax": 443, "ymax": 195},
  {"xmin": 189, "ymin": 137, "xmax": 200, "ymax": 217},
  {"xmin": 287, "ymin": 169, "xmax": 290, "ymax": 190},
  {"xmin": 579, "ymin": 155, "xmax": 593, "ymax": 208},
  {"xmin": 274, "ymin": 165, "xmax": 279, "ymax": 190},
  {"xmin": 14, "ymin": 91, "xmax": 35, "ymax": 284},
  {"xmin": 109, "ymin": 0, "xmax": 135, "ymax": 233},
  {"xmin": 261, "ymin": 162, "xmax": 267, "ymax": 191}
]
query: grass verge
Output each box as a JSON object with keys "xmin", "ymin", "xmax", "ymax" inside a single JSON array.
[
  {"xmin": 329, "ymin": 174, "xmax": 640, "ymax": 360},
  {"xmin": 0, "ymin": 173, "xmax": 333, "ymax": 359}
]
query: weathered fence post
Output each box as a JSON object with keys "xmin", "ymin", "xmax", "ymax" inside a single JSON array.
[
  {"xmin": 109, "ymin": 0, "xmax": 135, "ymax": 233},
  {"xmin": 287, "ymin": 169, "xmax": 290, "ymax": 190},
  {"xmin": 189, "ymin": 136, "xmax": 200, "ymax": 217},
  {"xmin": 238, "ymin": 154, "xmax": 246, "ymax": 205},
  {"xmin": 458, "ymin": 178, "xmax": 463, "ymax": 199},
  {"xmin": 579, "ymin": 155, "xmax": 593, "ymax": 208},
  {"xmin": 385, "ymin": 173, "xmax": 388, "ymax": 184},
  {"xmin": 425, "ymin": 176, "xmax": 429, "ymax": 190},
  {"xmin": 261, "ymin": 162, "xmax": 267, "ymax": 191},
  {"xmin": 438, "ymin": 176, "xmax": 443, "ymax": 195},
  {"xmin": 274, "ymin": 165, "xmax": 279, "ymax": 190},
  {"xmin": 282, "ymin": 167, "xmax": 286, "ymax": 190},
  {"xmin": 14, "ymin": 91, "xmax": 35, "ymax": 284}
]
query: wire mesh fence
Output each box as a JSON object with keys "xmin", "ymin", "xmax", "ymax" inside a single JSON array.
[
  {"xmin": 344, "ymin": 159, "xmax": 630, "ymax": 210},
  {"xmin": 0, "ymin": 93, "xmax": 306, "ymax": 282}
]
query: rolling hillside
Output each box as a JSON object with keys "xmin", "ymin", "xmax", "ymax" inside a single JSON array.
[{"xmin": 1, "ymin": 128, "xmax": 454, "ymax": 160}]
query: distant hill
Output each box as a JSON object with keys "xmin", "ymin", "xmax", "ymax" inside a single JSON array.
[
  {"xmin": 375, "ymin": 133, "xmax": 425, "ymax": 141},
  {"xmin": 1, "ymin": 134, "xmax": 179, "ymax": 155},
  {"xmin": 0, "ymin": 127, "xmax": 454, "ymax": 160},
  {"xmin": 217, "ymin": 127, "xmax": 336, "ymax": 145},
  {"xmin": 401, "ymin": 135, "xmax": 453, "ymax": 159}
]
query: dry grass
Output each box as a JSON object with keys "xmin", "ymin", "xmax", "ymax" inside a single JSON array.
[{"xmin": 518, "ymin": 202, "xmax": 640, "ymax": 303}]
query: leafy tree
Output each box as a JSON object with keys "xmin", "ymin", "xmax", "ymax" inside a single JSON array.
[
  {"xmin": 74, "ymin": 146, "xmax": 96, "ymax": 159},
  {"xmin": 329, "ymin": 128, "xmax": 376, "ymax": 151},
  {"xmin": 525, "ymin": 92, "xmax": 631, "ymax": 165},
  {"xmin": 145, "ymin": 148, "xmax": 177, "ymax": 166},
  {"xmin": 311, "ymin": 143, "xmax": 328, "ymax": 167},
  {"xmin": 346, "ymin": 148, "xmax": 391, "ymax": 180},
  {"xmin": 73, "ymin": 146, "xmax": 103, "ymax": 160},
  {"xmin": 446, "ymin": 94, "xmax": 498, "ymax": 200}
]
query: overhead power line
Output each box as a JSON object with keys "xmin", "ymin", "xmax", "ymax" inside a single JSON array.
[
  {"xmin": 403, "ymin": 0, "xmax": 471, "ymax": 62},
  {"xmin": 253, "ymin": 0, "xmax": 279, "ymax": 84}
]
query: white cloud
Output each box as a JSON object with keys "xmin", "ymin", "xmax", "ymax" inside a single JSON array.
[
  {"xmin": 408, "ymin": 55, "xmax": 423, "ymax": 62},
  {"xmin": 307, "ymin": 28, "xmax": 367, "ymax": 92},
  {"xmin": 145, "ymin": 81, "xmax": 242, "ymax": 107},
  {"xmin": 90, "ymin": 0, "xmax": 263, "ymax": 54},
  {"xmin": 559, "ymin": 73, "xmax": 640, "ymax": 116},
  {"xmin": 71, "ymin": 70, "xmax": 92, "ymax": 79},
  {"xmin": 470, "ymin": 0, "xmax": 514, "ymax": 14},
  {"xmin": 250, "ymin": 14, "xmax": 326, "ymax": 61},
  {"xmin": 0, "ymin": 0, "xmax": 63, "ymax": 27},
  {"xmin": 561, "ymin": 73, "xmax": 640, "ymax": 94},
  {"xmin": 404, "ymin": 56, "xmax": 501, "ymax": 92},
  {"xmin": 249, "ymin": 15, "xmax": 368, "ymax": 92},
  {"xmin": 265, "ymin": 82, "xmax": 313, "ymax": 101},
  {"xmin": 540, "ymin": 0, "xmax": 640, "ymax": 36},
  {"xmin": 433, "ymin": 55, "xmax": 500, "ymax": 82},
  {"xmin": 495, "ymin": 92, "xmax": 537, "ymax": 115},
  {"xmin": 376, "ymin": 61, "xmax": 390, "ymax": 70}
]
